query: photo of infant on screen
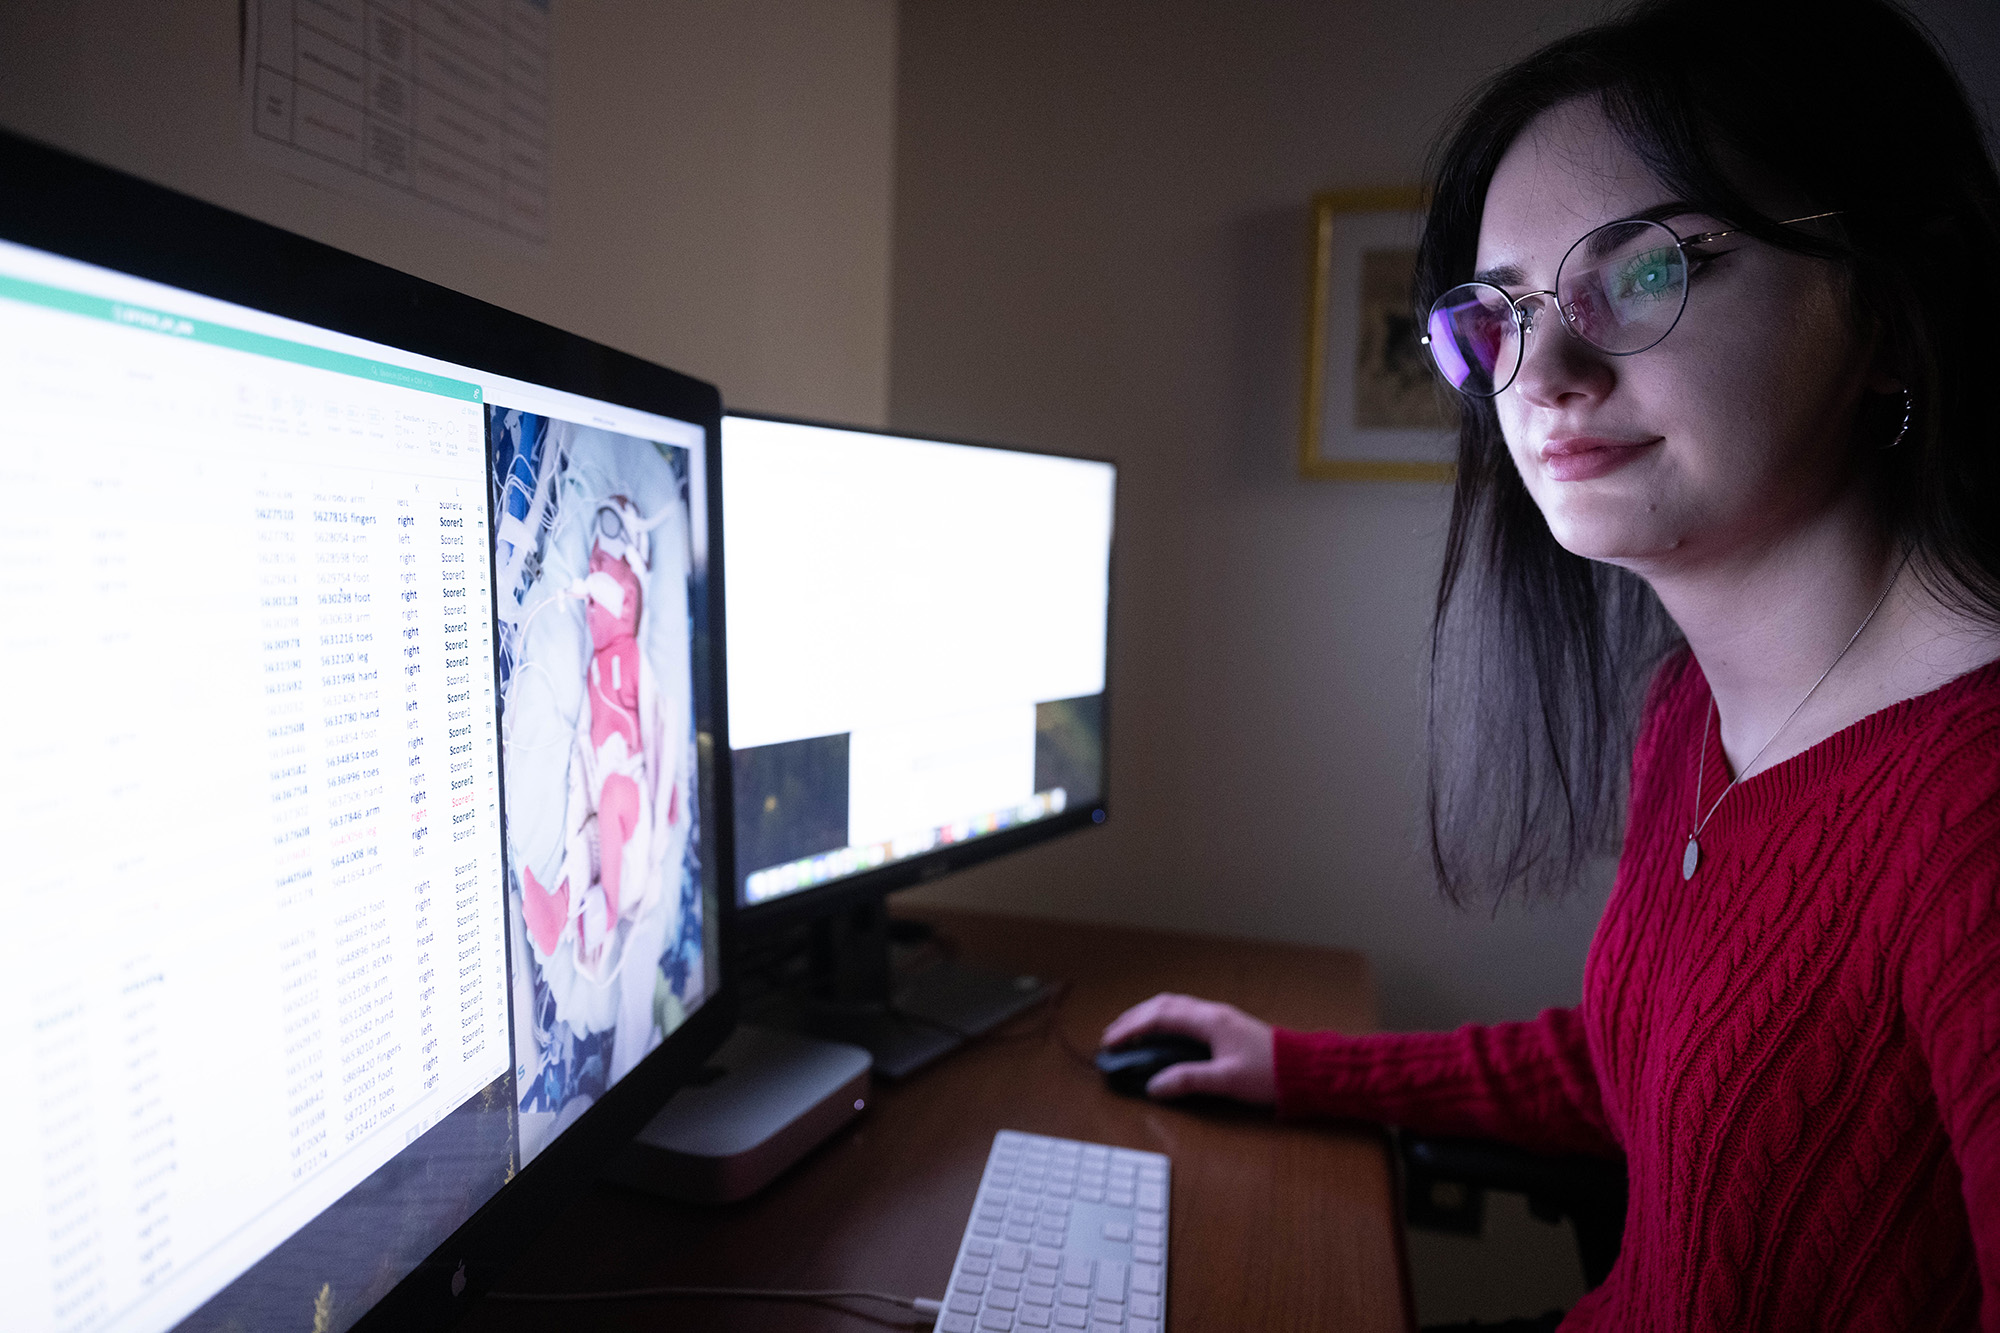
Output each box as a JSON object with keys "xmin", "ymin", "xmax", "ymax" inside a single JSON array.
[{"xmin": 488, "ymin": 409, "xmax": 707, "ymax": 1161}]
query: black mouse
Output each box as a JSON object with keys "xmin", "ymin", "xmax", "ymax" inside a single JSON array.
[{"xmin": 1095, "ymin": 1035, "xmax": 1212, "ymax": 1097}]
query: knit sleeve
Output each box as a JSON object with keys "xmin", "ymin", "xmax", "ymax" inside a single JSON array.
[
  {"xmin": 1901, "ymin": 769, "xmax": 2000, "ymax": 1330},
  {"xmin": 1272, "ymin": 1005, "xmax": 1622, "ymax": 1160}
]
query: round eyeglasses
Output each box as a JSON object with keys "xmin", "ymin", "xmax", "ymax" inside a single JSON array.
[{"xmin": 1421, "ymin": 211, "xmax": 1839, "ymax": 397}]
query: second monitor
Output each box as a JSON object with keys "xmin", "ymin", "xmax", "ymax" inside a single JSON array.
[{"xmin": 722, "ymin": 412, "xmax": 1116, "ymax": 1072}]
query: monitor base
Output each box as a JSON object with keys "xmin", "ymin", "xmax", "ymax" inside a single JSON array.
[{"xmin": 803, "ymin": 960, "xmax": 1054, "ymax": 1080}]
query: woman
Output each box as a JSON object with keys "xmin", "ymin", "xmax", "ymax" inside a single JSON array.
[{"xmin": 1104, "ymin": 0, "xmax": 2000, "ymax": 1326}]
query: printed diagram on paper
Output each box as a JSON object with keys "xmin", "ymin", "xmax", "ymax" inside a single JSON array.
[{"xmin": 246, "ymin": 0, "xmax": 550, "ymax": 247}]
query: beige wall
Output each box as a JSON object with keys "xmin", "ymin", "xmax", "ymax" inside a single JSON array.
[
  {"xmin": 889, "ymin": 0, "xmax": 2000, "ymax": 1031},
  {"xmin": 0, "ymin": 0, "xmax": 899, "ymax": 426}
]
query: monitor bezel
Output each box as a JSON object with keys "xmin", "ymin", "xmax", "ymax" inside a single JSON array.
[
  {"xmin": 0, "ymin": 127, "xmax": 739, "ymax": 1331},
  {"xmin": 721, "ymin": 408, "xmax": 1117, "ymax": 939}
]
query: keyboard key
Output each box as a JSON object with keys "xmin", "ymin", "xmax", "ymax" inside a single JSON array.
[
  {"xmin": 941, "ymin": 1315, "xmax": 976, "ymax": 1333},
  {"xmin": 965, "ymin": 1256, "xmax": 994, "ymax": 1276},
  {"xmin": 1030, "ymin": 1246, "xmax": 1061, "ymax": 1270},
  {"xmin": 991, "ymin": 1270, "xmax": 1023, "ymax": 1291},
  {"xmin": 1132, "ymin": 1243, "xmax": 1161, "ymax": 1264},
  {"xmin": 980, "ymin": 1310, "xmax": 1016, "ymax": 1331},
  {"xmin": 1129, "ymin": 1321, "xmax": 1161, "ymax": 1333},
  {"xmin": 1006, "ymin": 1224, "xmax": 1035, "ymax": 1242},
  {"xmin": 1078, "ymin": 1187, "xmax": 1106, "ymax": 1203},
  {"xmin": 1136, "ymin": 1183, "xmax": 1165, "ymax": 1210},
  {"xmin": 975, "ymin": 1220, "xmax": 1002, "ymax": 1238},
  {"xmin": 1130, "ymin": 1264, "xmax": 1161, "ymax": 1296},
  {"xmin": 949, "ymin": 1292, "xmax": 982, "ymax": 1314},
  {"xmin": 988, "ymin": 1289, "xmax": 1021, "ymax": 1311},
  {"xmin": 1019, "ymin": 1309, "xmax": 1052, "ymax": 1329},
  {"xmin": 957, "ymin": 1273, "xmax": 988, "ymax": 1294},
  {"xmin": 1092, "ymin": 1298, "xmax": 1126, "ymax": 1322},
  {"xmin": 1054, "ymin": 1309, "xmax": 1088, "ymax": 1330},
  {"xmin": 1095, "ymin": 1260, "xmax": 1127, "ymax": 1302},
  {"xmin": 1130, "ymin": 1292, "xmax": 1161, "ymax": 1318},
  {"xmin": 1091, "ymin": 1322, "xmax": 1123, "ymax": 1333},
  {"xmin": 1102, "ymin": 1221, "xmax": 1132, "ymax": 1242},
  {"xmin": 1133, "ymin": 1227, "xmax": 1161, "ymax": 1246},
  {"xmin": 1107, "ymin": 1189, "xmax": 1136, "ymax": 1208},
  {"xmin": 1023, "ymin": 1282, "xmax": 1055, "ymax": 1306},
  {"xmin": 969, "ymin": 1238, "xmax": 998, "ymax": 1258},
  {"xmin": 998, "ymin": 1243, "xmax": 1029, "ymax": 1272},
  {"xmin": 1035, "ymin": 1227, "xmax": 1066, "ymax": 1246},
  {"xmin": 1063, "ymin": 1258, "xmax": 1094, "ymax": 1287},
  {"xmin": 1059, "ymin": 1284, "xmax": 1091, "ymax": 1308}
]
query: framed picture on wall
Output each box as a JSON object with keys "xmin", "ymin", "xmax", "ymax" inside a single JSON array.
[{"xmin": 1299, "ymin": 188, "xmax": 1458, "ymax": 482}]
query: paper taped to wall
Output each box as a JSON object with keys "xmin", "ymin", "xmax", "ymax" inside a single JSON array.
[{"xmin": 244, "ymin": 0, "xmax": 552, "ymax": 248}]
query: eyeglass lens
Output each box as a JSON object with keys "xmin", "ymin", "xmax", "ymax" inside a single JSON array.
[{"xmin": 1425, "ymin": 218, "xmax": 1689, "ymax": 397}]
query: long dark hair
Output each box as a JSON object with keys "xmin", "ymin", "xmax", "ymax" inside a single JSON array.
[{"xmin": 1419, "ymin": 0, "xmax": 2000, "ymax": 905}]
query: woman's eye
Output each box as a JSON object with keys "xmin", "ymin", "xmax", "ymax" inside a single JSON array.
[{"xmin": 1610, "ymin": 247, "xmax": 1681, "ymax": 301}]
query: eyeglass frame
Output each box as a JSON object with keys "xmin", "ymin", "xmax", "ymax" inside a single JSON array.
[{"xmin": 1419, "ymin": 210, "xmax": 1843, "ymax": 398}]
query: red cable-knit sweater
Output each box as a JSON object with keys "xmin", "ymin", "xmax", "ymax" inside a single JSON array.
[{"xmin": 1275, "ymin": 652, "xmax": 2000, "ymax": 1331}]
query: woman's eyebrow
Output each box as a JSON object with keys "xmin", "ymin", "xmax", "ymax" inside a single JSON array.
[
  {"xmin": 1630, "ymin": 198, "xmax": 1707, "ymax": 225},
  {"xmin": 1472, "ymin": 261, "xmax": 1526, "ymax": 287}
]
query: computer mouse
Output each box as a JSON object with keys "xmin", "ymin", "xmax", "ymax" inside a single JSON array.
[{"xmin": 1095, "ymin": 1035, "xmax": 1212, "ymax": 1097}]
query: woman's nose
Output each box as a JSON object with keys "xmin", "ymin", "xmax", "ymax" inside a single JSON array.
[{"xmin": 1511, "ymin": 297, "xmax": 1614, "ymax": 408}]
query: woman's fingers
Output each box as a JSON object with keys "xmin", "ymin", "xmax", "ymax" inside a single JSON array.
[
  {"xmin": 1144, "ymin": 1056, "xmax": 1232, "ymax": 1100},
  {"xmin": 1100, "ymin": 992, "xmax": 1217, "ymax": 1049}
]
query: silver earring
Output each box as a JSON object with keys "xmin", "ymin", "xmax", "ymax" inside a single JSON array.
[{"xmin": 1886, "ymin": 388, "xmax": 1913, "ymax": 449}]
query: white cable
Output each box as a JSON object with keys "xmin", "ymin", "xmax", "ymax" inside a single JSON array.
[{"xmin": 485, "ymin": 1284, "xmax": 943, "ymax": 1317}]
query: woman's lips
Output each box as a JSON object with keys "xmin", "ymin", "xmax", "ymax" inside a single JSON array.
[{"xmin": 1539, "ymin": 435, "xmax": 1661, "ymax": 481}]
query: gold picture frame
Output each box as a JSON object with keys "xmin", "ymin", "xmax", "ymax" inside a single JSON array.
[{"xmin": 1299, "ymin": 187, "xmax": 1458, "ymax": 482}]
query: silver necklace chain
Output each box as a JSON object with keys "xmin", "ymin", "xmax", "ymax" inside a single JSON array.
[{"xmin": 1683, "ymin": 554, "xmax": 1907, "ymax": 881}]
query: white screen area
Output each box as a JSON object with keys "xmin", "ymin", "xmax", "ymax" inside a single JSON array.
[
  {"xmin": 0, "ymin": 242, "xmax": 526, "ymax": 1333},
  {"xmin": 724, "ymin": 417, "xmax": 1114, "ymax": 897}
]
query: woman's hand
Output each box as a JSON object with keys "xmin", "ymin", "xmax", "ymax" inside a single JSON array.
[{"xmin": 1099, "ymin": 993, "xmax": 1277, "ymax": 1104}]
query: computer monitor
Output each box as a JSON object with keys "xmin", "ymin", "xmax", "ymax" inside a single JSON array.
[
  {"xmin": 722, "ymin": 411, "xmax": 1115, "ymax": 1072},
  {"xmin": 0, "ymin": 129, "xmax": 733, "ymax": 1332}
]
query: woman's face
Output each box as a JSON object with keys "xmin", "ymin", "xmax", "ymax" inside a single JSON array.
[{"xmin": 1476, "ymin": 99, "xmax": 1879, "ymax": 572}]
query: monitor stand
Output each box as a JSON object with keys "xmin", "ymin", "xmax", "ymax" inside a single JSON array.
[{"xmin": 797, "ymin": 900, "xmax": 1053, "ymax": 1080}]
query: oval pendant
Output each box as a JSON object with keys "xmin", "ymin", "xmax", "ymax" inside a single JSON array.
[{"xmin": 1682, "ymin": 836, "xmax": 1700, "ymax": 881}]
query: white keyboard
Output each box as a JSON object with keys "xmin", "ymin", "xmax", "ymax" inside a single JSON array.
[{"xmin": 935, "ymin": 1130, "xmax": 1169, "ymax": 1333}]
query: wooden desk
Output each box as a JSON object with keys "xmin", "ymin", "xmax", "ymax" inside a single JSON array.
[{"xmin": 459, "ymin": 909, "xmax": 1412, "ymax": 1332}]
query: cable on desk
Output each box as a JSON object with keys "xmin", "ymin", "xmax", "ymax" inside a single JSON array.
[{"xmin": 485, "ymin": 1284, "xmax": 943, "ymax": 1320}]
